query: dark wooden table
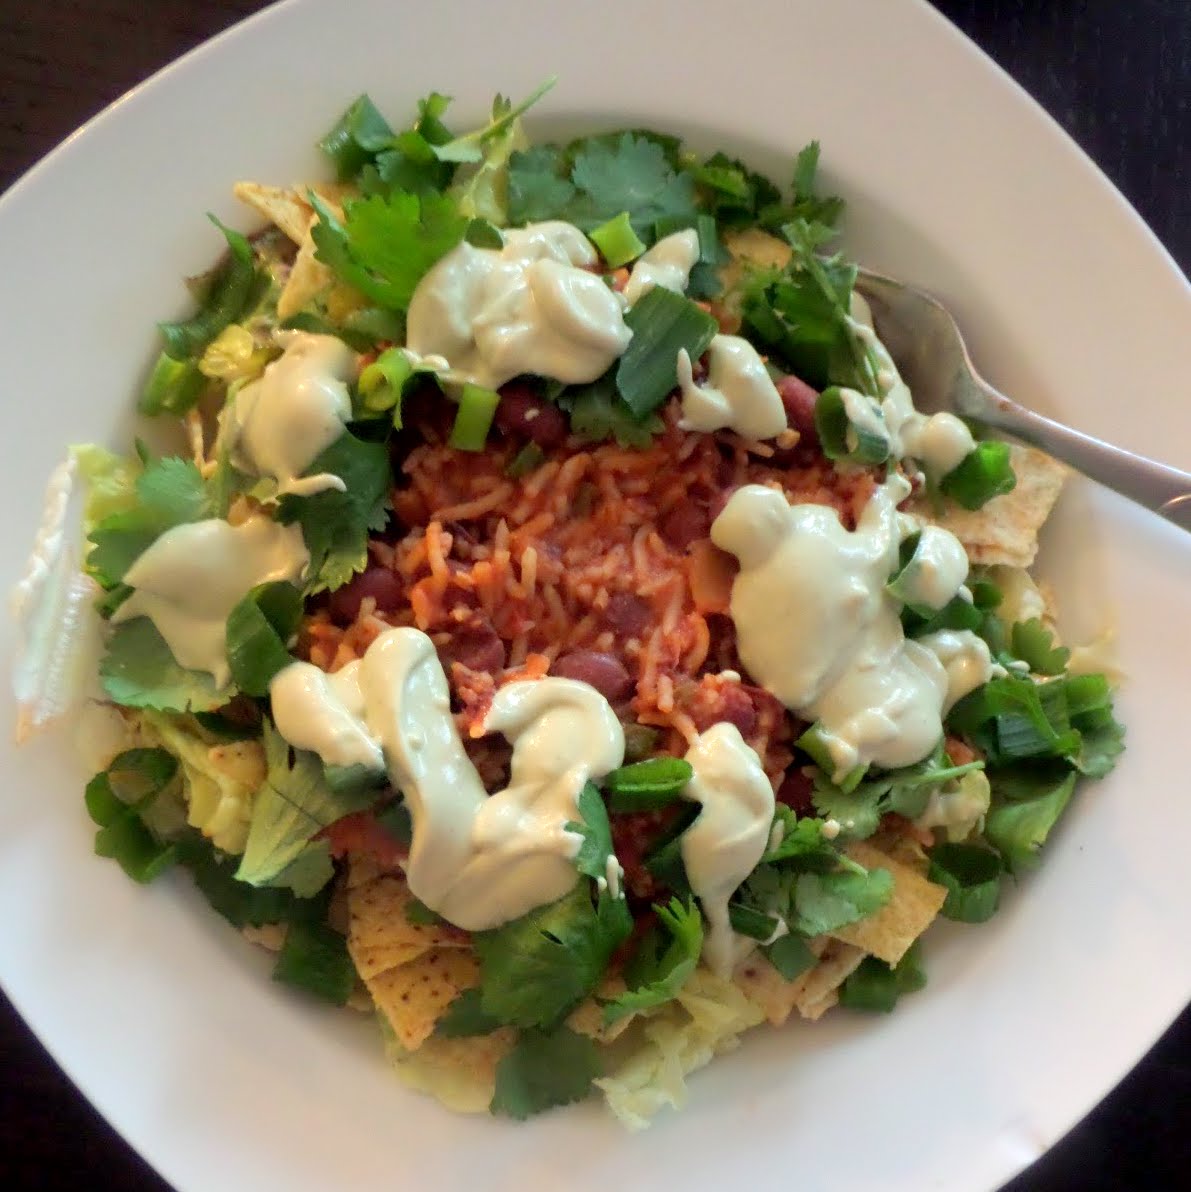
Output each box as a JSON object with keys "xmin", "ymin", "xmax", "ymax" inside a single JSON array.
[{"xmin": 1, "ymin": 2, "xmax": 1187, "ymax": 1190}]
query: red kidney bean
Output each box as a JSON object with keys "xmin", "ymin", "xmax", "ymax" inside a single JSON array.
[
  {"xmin": 776, "ymin": 767, "xmax": 815, "ymax": 815},
  {"xmin": 659, "ymin": 502, "xmax": 711, "ymax": 551},
  {"xmin": 603, "ymin": 593, "xmax": 652, "ymax": 636},
  {"xmin": 495, "ymin": 383, "xmax": 569, "ymax": 448},
  {"xmin": 551, "ymin": 650, "xmax": 633, "ymax": 701},
  {"xmin": 328, "ymin": 566, "xmax": 404, "ymax": 625},
  {"xmin": 440, "ymin": 622, "xmax": 507, "ymax": 675},
  {"xmin": 716, "ymin": 687, "xmax": 758, "ymax": 738},
  {"xmin": 776, "ymin": 374, "xmax": 820, "ymax": 443}
]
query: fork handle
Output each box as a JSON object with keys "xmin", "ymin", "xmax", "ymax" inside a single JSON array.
[{"xmin": 973, "ymin": 384, "xmax": 1191, "ymax": 532}]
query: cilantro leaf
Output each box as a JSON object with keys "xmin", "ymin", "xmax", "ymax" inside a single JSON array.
[
  {"xmin": 473, "ymin": 882, "xmax": 631, "ymax": 1029},
  {"xmin": 792, "ymin": 867, "xmax": 894, "ymax": 936},
  {"xmin": 1010, "ymin": 618, "xmax": 1071, "ymax": 676},
  {"xmin": 1072, "ymin": 715, "xmax": 1125, "ymax": 778},
  {"xmin": 272, "ymin": 919, "xmax": 356, "ymax": 1005},
  {"xmin": 559, "ymin": 372, "xmax": 662, "ymax": 448},
  {"xmin": 506, "ymin": 145, "xmax": 577, "ymax": 224},
  {"xmin": 810, "ymin": 779, "xmax": 885, "ymax": 840},
  {"xmin": 788, "ymin": 141, "xmax": 845, "ymax": 232},
  {"xmin": 318, "ymin": 94, "xmax": 397, "ymax": 181},
  {"xmin": 432, "ymin": 78, "xmax": 555, "ymax": 165},
  {"xmin": 235, "ymin": 721, "xmax": 376, "ymax": 893},
  {"xmin": 602, "ymin": 896, "xmax": 702, "ymax": 1024},
  {"xmin": 87, "ymin": 457, "xmax": 211, "ymax": 589},
  {"xmin": 277, "ymin": 430, "xmax": 390, "ymax": 594},
  {"xmin": 99, "ymin": 617, "xmax": 228, "ymax": 712},
  {"xmin": 173, "ymin": 832, "xmax": 328, "ymax": 930},
  {"xmin": 567, "ymin": 133, "xmax": 698, "ymax": 236},
  {"xmin": 490, "ymin": 1026, "xmax": 601, "ymax": 1120},
  {"xmin": 565, "ymin": 783, "xmax": 618, "ymax": 883},
  {"xmin": 435, "ymin": 988, "xmax": 502, "ymax": 1038},
  {"xmin": 740, "ymin": 219, "xmax": 875, "ymax": 393},
  {"xmin": 309, "ymin": 190, "xmax": 467, "ymax": 313},
  {"xmin": 763, "ymin": 808, "xmax": 844, "ymax": 872}
]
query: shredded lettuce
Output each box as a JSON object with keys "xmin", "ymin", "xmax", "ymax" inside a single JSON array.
[{"xmin": 595, "ymin": 969, "xmax": 764, "ymax": 1130}]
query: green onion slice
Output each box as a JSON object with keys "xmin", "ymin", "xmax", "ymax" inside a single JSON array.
[
  {"xmin": 449, "ymin": 383, "xmax": 501, "ymax": 451},
  {"xmin": 814, "ymin": 386, "xmax": 890, "ymax": 465},
  {"xmin": 605, "ymin": 757, "xmax": 693, "ymax": 812},
  {"xmin": 939, "ymin": 440, "xmax": 1016, "ymax": 510},
  {"xmin": 589, "ymin": 212, "xmax": 646, "ymax": 269},
  {"xmin": 616, "ymin": 287, "xmax": 718, "ymax": 417}
]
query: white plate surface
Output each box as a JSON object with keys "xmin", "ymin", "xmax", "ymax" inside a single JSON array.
[{"xmin": 1, "ymin": 2, "xmax": 1188, "ymax": 1190}]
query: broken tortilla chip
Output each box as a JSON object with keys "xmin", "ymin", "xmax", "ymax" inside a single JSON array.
[
  {"xmin": 276, "ymin": 225, "xmax": 335, "ymax": 320},
  {"xmin": 367, "ymin": 947, "xmax": 481, "ymax": 1052},
  {"xmin": 831, "ymin": 840, "xmax": 947, "ymax": 966},
  {"xmin": 733, "ymin": 936, "xmax": 830, "ymax": 1026},
  {"xmin": 911, "ymin": 445, "xmax": 1067, "ymax": 568},
  {"xmin": 795, "ymin": 939, "xmax": 867, "ymax": 1021},
  {"xmin": 232, "ymin": 181, "xmax": 312, "ymax": 244},
  {"xmin": 347, "ymin": 867, "xmax": 468, "ymax": 980}
]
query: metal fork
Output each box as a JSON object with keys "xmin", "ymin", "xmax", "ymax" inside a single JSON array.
[{"xmin": 856, "ymin": 268, "xmax": 1191, "ymax": 533}]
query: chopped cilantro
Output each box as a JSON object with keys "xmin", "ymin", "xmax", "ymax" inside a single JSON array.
[
  {"xmin": 984, "ymin": 771, "xmax": 1077, "ymax": 875},
  {"xmin": 99, "ymin": 617, "xmax": 228, "ymax": 712},
  {"xmin": 565, "ymin": 783, "xmax": 619, "ymax": 883},
  {"xmin": 559, "ymin": 372, "xmax": 662, "ymax": 448},
  {"xmin": 87, "ymin": 456, "xmax": 212, "ymax": 590},
  {"xmin": 435, "ymin": 988, "xmax": 501, "ymax": 1038},
  {"xmin": 272, "ymin": 919, "xmax": 356, "ymax": 1006},
  {"xmin": 309, "ymin": 190, "xmax": 467, "ymax": 313},
  {"xmin": 1010, "ymin": 618, "xmax": 1071, "ymax": 676},
  {"xmin": 473, "ymin": 882, "xmax": 631, "ymax": 1030},
  {"xmin": 490, "ymin": 1026, "xmax": 601, "ymax": 1120},
  {"xmin": 602, "ymin": 897, "xmax": 702, "ymax": 1024},
  {"xmin": 791, "ymin": 867, "xmax": 894, "ymax": 937},
  {"xmin": 276, "ymin": 430, "xmax": 390, "ymax": 594},
  {"xmin": 84, "ymin": 749, "xmax": 180, "ymax": 883}
]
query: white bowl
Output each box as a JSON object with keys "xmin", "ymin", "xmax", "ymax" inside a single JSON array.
[{"xmin": 1, "ymin": 2, "xmax": 1188, "ymax": 1190}]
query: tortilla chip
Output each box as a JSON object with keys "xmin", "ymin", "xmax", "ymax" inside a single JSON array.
[
  {"xmin": 347, "ymin": 868, "xmax": 468, "ymax": 980},
  {"xmin": 911, "ymin": 445, "xmax": 1068, "ymax": 568},
  {"xmin": 831, "ymin": 840, "xmax": 947, "ymax": 965},
  {"xmin": 384, "ymin": 1027, "xmax": 517, "ymax": 1113},
  {"xmin": 346, "ymin": 852, "xmax": 386, "ymax": 889},
  {"xmin": 367, "ymin": 947, "xmax": 481, "ymax": 1051},
  {"xmin": 277, "ymin": 224, "xmax": 334, "ymax": 320},
  {"xmin": 232, "ymin": 181, "xmax": 312, "ymax": 244},
  {"xmin": 795, "ymin": 939, "xmax": 867, "ymax": 1021},
  {"xmin": 733, "ymin": 936, "xmax": 830, "ymax": 1026}
]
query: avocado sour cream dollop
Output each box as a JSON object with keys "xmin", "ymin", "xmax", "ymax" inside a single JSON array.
[
  {"xmin": 218, "ymin": 330, "xmax": 358, "ymax": 497},
  {"xmin": 405, "ymin": 221, "xmax": 631, "ymax": 389},
  {"xmin": 711, "ymin": 478, "xmax": 995, "ymax": 780},
  {"xmin": 269, "ymin": 627, "xmax": 627, "ymax": 931},
  {"xmin": 110, "ymin": 515, "xmax": 309, "ymax": 688}
]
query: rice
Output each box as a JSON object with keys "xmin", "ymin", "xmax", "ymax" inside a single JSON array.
[{"xmin": 300, "ymin": 400, "xmax": 874, "ymax": 785}]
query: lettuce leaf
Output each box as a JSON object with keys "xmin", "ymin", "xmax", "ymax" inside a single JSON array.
[{"xmin": 235, "ymin": 720, "xmax": 376, "ymax": 893}]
